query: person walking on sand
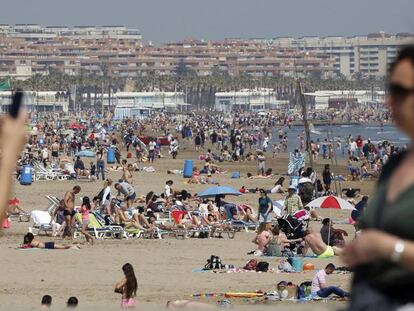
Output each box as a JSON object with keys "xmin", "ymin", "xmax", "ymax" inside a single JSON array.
[
  {"xmin": 79, "ymin": 197, "xmax": 94, "ymax": 245},
  {"xmin": 62, "ymin": 185, "xmax": 81, "ymax": 239},
  {"xmin": 115, "ymin": 263, "xmax": 138, "ymax": 309}
]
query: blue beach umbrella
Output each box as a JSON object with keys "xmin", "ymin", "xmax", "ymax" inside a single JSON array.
[{"xmin": 197, "ymin": 186, "xmax": 242, "ymax": 198}]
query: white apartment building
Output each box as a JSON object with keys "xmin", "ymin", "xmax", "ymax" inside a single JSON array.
[
  {"xmin": 271, "ymin": 32, "xmax": 414, "ymax": 77},
  {"xmin": 0, "ymin": 24, "xmax": 142, "ymax": 43},
  {"xmin": 215, "ymin": 89, "xmax": 289, "ymax": 112}
]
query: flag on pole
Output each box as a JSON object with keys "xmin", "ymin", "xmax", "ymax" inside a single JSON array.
[{"xmin": 0, "ymin": 79, "xmax": 10, "ymax": 91}]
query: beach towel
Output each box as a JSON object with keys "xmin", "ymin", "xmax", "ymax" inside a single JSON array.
[{"xmin": 288, "ymin": 152, "xmax": 305, "ymax": 176}]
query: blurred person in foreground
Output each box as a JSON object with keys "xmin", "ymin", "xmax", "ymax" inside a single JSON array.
[
  {"xmin": 342, "ymin": 46, "xmax": 414, "ymax": 310},
  {"xmin": 0, "ymin": 110, "xmax": 26, "ymax": 225}
]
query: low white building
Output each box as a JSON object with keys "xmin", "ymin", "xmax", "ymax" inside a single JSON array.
[
  {"xmin": 215, "ymin": 89, "xmax": 289, "ymax": 112},
  {"xmin": 100, "ymin": 92, "xmax": 189, "ymax": 119},
  {"xmin": 0, "ymin": 91, "xmax": 69, "ymax": 113},
  {"xmin": 304, "ymin": 90, "xmax": 386, "ymax": 110}
]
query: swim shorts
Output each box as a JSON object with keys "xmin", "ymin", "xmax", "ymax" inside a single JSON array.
[
  {"xmin": 318, "ymin": 245, "xmax": 335, "ymax": 258},
  {"xmin": 44, "ymin": 242, "xmax": 55, "ymax": 249}
]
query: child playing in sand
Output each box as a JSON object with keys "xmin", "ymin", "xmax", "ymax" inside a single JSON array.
[{"xmin": 115, "ymin": 263, "xmax": 138, "ymax": 309}]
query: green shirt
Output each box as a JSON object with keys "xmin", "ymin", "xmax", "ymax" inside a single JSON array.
[{"xmin": 356, "ymin": 151, "xmax": 414, "ymax": 293}]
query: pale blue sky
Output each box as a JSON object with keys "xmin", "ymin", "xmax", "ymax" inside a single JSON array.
[{"xmin": 0, "ymin": 0, "xmax": 413, "ymax": 42}]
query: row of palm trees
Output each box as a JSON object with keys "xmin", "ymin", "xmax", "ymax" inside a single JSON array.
[{"xmin": 8, "ymin": 69, "xmax": 386, "ymax": 110}]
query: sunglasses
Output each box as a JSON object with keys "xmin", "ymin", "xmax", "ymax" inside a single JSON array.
[{"xmin": 389, "ymin": 83, "xmax": 414, "ymax": 100}]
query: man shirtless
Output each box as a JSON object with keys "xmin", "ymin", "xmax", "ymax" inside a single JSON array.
[
  {"xmin": 62, "ymin": 185, "xmax": 81, "ymax": 239},
  {"xmin": 304, "ymin": 227, "xmax": 343, "ymax": 258},
  {"xmin": 122, "ymin": 161, "xmax": 134, "ymax": 185},
  {"xmin": 51, "ymin": 140, "xmax": 60, "ymax": 163}
]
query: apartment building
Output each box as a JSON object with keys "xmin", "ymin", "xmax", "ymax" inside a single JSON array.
[
  {"xmin": 0, "ymin": 25, "xmax": 335, "ymax": 79},
  {"xmin": 270, "ymin": 32, "xmax": 414, "ymax": 77}
]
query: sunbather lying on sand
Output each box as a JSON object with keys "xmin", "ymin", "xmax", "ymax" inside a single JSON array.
[{"xmin": 21, "ymin": 233, "xmax": 80, "ymax": 250}]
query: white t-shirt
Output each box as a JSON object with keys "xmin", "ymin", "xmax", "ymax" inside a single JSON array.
[
  {"xmin": 165, "ymin": 184, "xmax": 172, "ymax": 197},
  {"xmin": 148, "ymin": 141, "xmax": 156, "ymax": 151},
  {"xmin": 311, "ymin": 269, "xmax": 326, "ymax": 293}
]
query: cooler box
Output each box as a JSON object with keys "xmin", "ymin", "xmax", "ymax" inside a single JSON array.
[
  {"xmin": 107, "ymin": 148, "xmax": 115, "ymax": 164},
  {"xmin": 183, "ymin": 160, "xmax": 193, "ymax": 178},
  {"xmin": 20, "ymin": 165, "xmax": 32, "ymax": 185}
]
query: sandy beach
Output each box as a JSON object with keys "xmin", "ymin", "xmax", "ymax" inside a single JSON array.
[{"xmin": 0, "ymin": 143, "xmax": 375, "ymax": 310}]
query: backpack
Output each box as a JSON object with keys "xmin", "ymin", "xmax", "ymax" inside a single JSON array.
[
  {"xmin": 204, "ymin": 255, "xmax": 224, "ymax": 270},
  {"xmin": 256, "ymin": 261, "xmax": 269, "ymax": 272},
  {"xmin": 244, "ymin": 259, "xmax": 257, "ymax": 271},
  {"xmin": 264, "ymin": 240, "xmax": 281, "ymax": 257},
  {"xmin": 298, "ymin": 182, "xmax": 314, "ymax": 204}
]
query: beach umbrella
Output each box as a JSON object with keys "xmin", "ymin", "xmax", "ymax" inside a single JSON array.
[
  {"xmin": 306, "ymin": 195, "xmax": 355, "ymax": 210},
  {"xmin": 197, "ymin": 186, "xmax": 242, "ymax": 198},
  {"xmin": 307, "ymin": 195, "xmax": 355, "ymax": 246},
  {"xmin": 76, "ymin": 150, "xmax": 96, "ymax": 158}
]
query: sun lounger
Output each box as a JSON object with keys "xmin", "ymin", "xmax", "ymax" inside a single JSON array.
[
  {"xmin": 45, "ymin": 195, "xmax": 60, "ymax": 214},
  {"xmin": 29, "ymin": 210, "xmax": 53, "ymax": 235},
  {"xmin": 221, "ymin": 206, "xmax": 257, "ymax": 232},
  {"xmin": 74, "ymin": 212, "xmax": 126, "ymax": 239}
]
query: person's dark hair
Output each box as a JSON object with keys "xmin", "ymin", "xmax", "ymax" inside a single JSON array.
[
  {"xmin": 122, "ymin": 263, "xmax": 138, "ymax": 299},
  {"xmin": 82, "ymin": 196, "xmax": 91, "ymax": 210},
  {"xmin": 259, "ymin": 188, "xmax": 267, "ymax": 195},
  {"xmin": 362, "ymin": 195, "xmax": 369, "ymax": 202},
  {"xmin": 275, "ymin": 177, "xmax": 285, "ymax": 186},
  {"xmin": 247, "ymin": 172, "xmax": 253, "ymax": 178},
  {"xmin": 271, "ymin": 225, "xmax": 280, "ymax": 235},
  {"xmin": 322, "ymin": 218, "xmax": 331, "ymax": 226},
  {"xmin": 166, "ymin": 180, "xmax": 173, "ymax": 185},
  {"xmin": 73, "ymin": 185, "xmax": 81, "ymax": 192},
  {"xmin": 326, "ymin": 263, "xmax": 336, "ymax": 270},
  {"xmin": 67, "ymin": 296, "xmax": 78, "ymax": 308},
  {"xmin": 389, "ymin": 46, "xmax": 414, "ymax": 75},
  {"xmin": 24, "ymin": 232, "xmax": 34, "ymax": 244},
  {"xmin": 41, "ymin": 295, "xmax": 52, "ymax": 306}
]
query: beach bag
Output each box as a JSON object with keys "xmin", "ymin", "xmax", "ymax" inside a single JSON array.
[
  {"xmin": 244, "ymin": 259, "xmax": 257, "ymax": 271},
  {"xmin": 298, "ymin": 182, "xmax": 313, "ymax": 204},
  {"xmin": 264, "ymin": 240, "xmax": 281, "ymax": 257},
  {"xmin": 2, "ymin": 217, "xmax": 10, "ymax": 229},
  {"xmin": 204, "ymin": 255, "xmax": 224, "ymax": 270},
  {"xmin": 256, "ymin": 261, "xmax": 269, "ymax": 272},
  {"xmin": 127, "ymin": 152, "xmax": 132, "ymax": 159}
]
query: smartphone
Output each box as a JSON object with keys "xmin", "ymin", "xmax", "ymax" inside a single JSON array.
[{"xmin": 9, "ymin": 90, "xmax": 24, "ymax": 118}]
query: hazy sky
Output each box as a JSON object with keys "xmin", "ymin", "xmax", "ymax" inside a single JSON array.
[{"xmin": 1, "ymin": 0, "xmax": 413, "ymax": 43}]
